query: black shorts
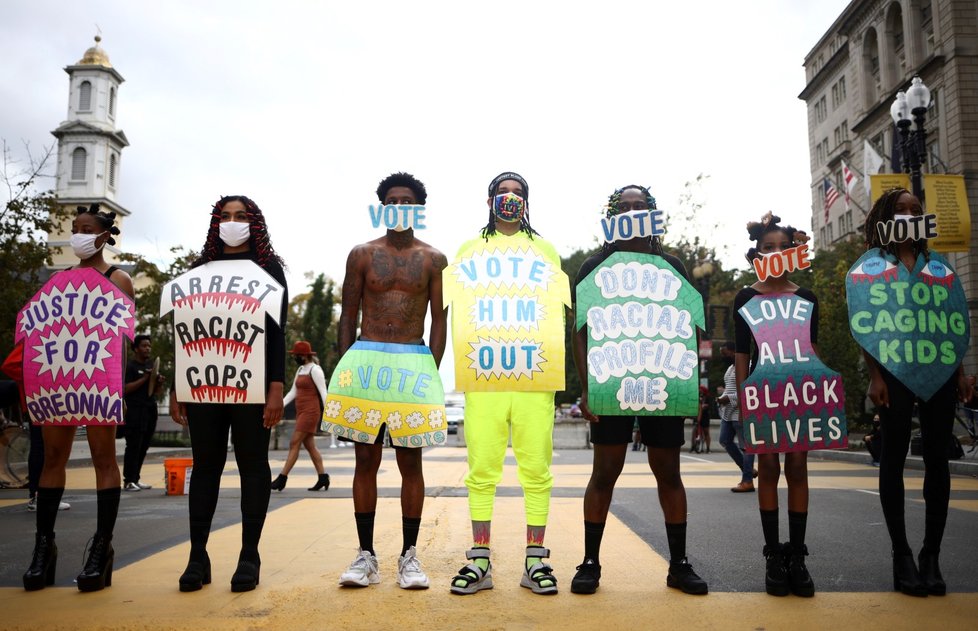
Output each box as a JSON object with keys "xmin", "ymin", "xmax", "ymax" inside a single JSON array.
[
  {"xmin": 590, "ymin": 415, "xmax": 685, "ymax": 449},
  {"xmin": 337, "ymin": 423, "xmax": 402, "ymax": 448}
]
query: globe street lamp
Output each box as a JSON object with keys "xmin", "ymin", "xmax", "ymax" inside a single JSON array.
[{"xmin": 890, "ymin": 76, "xmax": 931, "ymax": 200}]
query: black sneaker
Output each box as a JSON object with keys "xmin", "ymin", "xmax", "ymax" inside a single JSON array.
[
  {"xmin": 666, "ymin": 558, "xmax": 708, "ymax": 595},
  {"xmin": 570, "ymin": 559, "xmax": 601, "ymax": 594},
  {"xmin": 785, "ymin": 543, "xmax": 815, "ymax": 597},
  {"xmin": 763, "ymin": 543, "xmax": 789, "ymax": 596}
]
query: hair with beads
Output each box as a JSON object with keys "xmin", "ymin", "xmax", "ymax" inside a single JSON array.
[
  {"xmin": 193, "ymin": 195, "xmax": 284, "ymax": 269},
  {"xmin": 864, "ymin": 187, "xmax": 929, "ymax": 259},
  {"xmin": 744, "ymin": 211, "xmax": 808, "ymax": 264},
  {"xmin": 376, "ymin": 172, "xmax": 427, "ymax": 205},
  {"xmin": 481, "ymin": 173, "xmax": 539, "ymax": 241},
  {"xmin": 600, "ymin": 185, "xmax": 664, "ymax": 255},
  {"xmin": 75, "ymin": 203, "xmax": 120, "ymax": 246}
]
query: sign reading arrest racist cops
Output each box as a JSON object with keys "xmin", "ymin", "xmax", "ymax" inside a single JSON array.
[{"xmin": 161, "ymin": 260, "xmax": 284, "ymax": 404}]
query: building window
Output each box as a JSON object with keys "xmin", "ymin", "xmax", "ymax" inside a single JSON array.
[
  {"xmin": 820, "ymin": 226, "xmax": 826, "ymax": 248},
  {"xmin": 71, "ymin": 147, "xmax": 87, "ymax": 180},
  {"xmin": 79, "ymin": 81, "xmax": 92, "ymax": 111},
  {"xmin": 109, "ymin": 87, "xmax": 116, "ymax": 117},
  {"xmin": 828, "ymin": 223, "xmax": 834, "ymax": 243},
  {"xmin": 815, "ymin": 96, "xmax": 828, "ymax": 123},
  {"xmin": 870, "ymin": 130, "xmax": 886, "ymax": 156},
  {"xmin": 845, "ymin": 210, "xmax": 853, "ymax": 236},
  {"xmin": 831, "ymin": 77, "xmax": 847, "ymax": 110},
  {"xmin": 109, "ymin": 154, "xmax": 117, "ymax": 188}
]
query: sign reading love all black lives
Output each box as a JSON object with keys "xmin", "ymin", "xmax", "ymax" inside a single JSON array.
[
  {"xmin": 846, "ymin": 249, "xmax": 969, "ymax": 400},
  {"xmin": 161, "ymin": 260, "xmax": 284, "ymax": 404}
]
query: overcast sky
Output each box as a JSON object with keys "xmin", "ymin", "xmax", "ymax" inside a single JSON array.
[{"xmin": 1, "ymin": 0, "xmax": 850, "ymax": 390}]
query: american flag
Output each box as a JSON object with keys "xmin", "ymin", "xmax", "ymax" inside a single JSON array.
[
  {"xmin": 823, "ymin": 177, "xmax": 840, "ymax": 223},
  {"xmin": 841, "ymin": 160, "xmax": 858, "ymax": 210}
]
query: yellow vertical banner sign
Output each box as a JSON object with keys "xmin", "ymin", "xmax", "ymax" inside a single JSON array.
[
  {"xmin": 924, "ymin": 174, "xmax": 971, "ymax": 252},
  {"xmin": 444, "ymin": 233, "xmax": 570, "ymax": 392},
  {"xmin": 869, "ymin": 174, "xmax": 912, "ymax": 202}
]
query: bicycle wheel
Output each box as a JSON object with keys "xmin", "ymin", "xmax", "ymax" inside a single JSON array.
[{"xmin": 0, "ymin": 426, "xmax": 30, "ymax": 489}]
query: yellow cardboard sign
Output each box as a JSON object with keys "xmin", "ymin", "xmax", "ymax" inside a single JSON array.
[
  {"xmin": 444, "ymin": 232, "xmax": 570, "ymax": 392},
  {"xmin": 924, "ymin": 174, "xmax": 971, "ymax": 252},
  {"xmin": 870, "ymin": 173, "xmax": 912, "ymax": 202}
]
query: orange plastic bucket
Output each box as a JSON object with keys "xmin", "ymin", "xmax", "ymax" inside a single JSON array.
[{"xmin": 164, "ymin": 457, "xmax": 194, "ymax": 496}]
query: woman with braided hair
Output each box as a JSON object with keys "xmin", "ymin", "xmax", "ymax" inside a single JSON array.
[
  {"xmin": 733, "ymin": 212, "xmax": 817, "ymax": 598},
  {"xmin": 856, "ymin": 188, "xmax": 971, "ymax": 596},
  {"xmin": 169, "ymin": 195, "xmax": 288, "ymax": 593},
  {"xmin": 22, "ymin": 204, "xmax": 134, "ymax": 592}
]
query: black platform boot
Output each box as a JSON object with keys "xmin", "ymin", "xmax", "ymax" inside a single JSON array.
[
  {"xmin": 23, "ymin": 533, "xmax": 58, "ymax": 591},
  {"xmin": 892, "ymin": 552, "xmax": 927, "ymax": 597},
  {"xmin": 763, "ymin": 543, "xmax": 789, "ymax": 597},
  {"xmin": 786, "ymin": 543, "xmax": 815, "ymax": 597},
  {"xmin": 270, "ymin": 474, "xmax": 287, "ymax": 491},
  {"xmin": 230, "ymin": 550, "xmax": 261, "ymax": 593},
  {"xmin": 179, "ymin": 550, "xmax": 212, "ymax": 592},
  {"xmin": 307, "ymin": 473, "xmax": 330, "ymax": 491},
  {"xmin": 917, "ymin": 550, "xmax": 946, "ymax": 596},
  {"xmin": 77, "ymin": 533, "xmax": 114, "ymax": 592}
]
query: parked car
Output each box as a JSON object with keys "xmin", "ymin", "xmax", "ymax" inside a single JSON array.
[{"xmin": 445, "ymin": 406, "xmax": 464, "ymax": 435}]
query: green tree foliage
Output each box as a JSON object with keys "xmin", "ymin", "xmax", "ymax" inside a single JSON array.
[
  {"xmin": 284, "ymin": 273, "xmax": 340, "ymax": 385},
  {"xmin": 117, "ymin": 248, "xmax": 197, "ymax": 399},
  {"xmin": 0, "ymin": 142, "xmax": 68, "ymax": 362}
]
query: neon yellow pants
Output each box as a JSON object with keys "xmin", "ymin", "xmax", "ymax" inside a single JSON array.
[{"xmin": 463, "ymin": 391, "xmax": 555, "ymax": 526}]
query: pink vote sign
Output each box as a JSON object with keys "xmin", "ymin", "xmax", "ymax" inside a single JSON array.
[{"xmin": 15, "ymin": 268, "xmax": 135, "ymax": 426}]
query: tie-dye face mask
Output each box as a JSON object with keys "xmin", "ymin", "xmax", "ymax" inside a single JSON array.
[{"xmin": 493, "ymin": 192, "xmax": 526, "ymax": 223}]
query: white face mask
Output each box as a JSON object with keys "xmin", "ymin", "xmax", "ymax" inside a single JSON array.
[
  {"xmin": 70, "ymin": 232, "xmax": 106, "ymax": 259},
  {"xmin": 220, "ymin": 221, "xmax": 250, "ymax": 247}
]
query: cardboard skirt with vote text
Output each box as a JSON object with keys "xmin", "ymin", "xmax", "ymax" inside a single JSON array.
[
  {"xmin": 443, "ymin": 237, "xmax": 570, "ymax": 392},
  {"xmin": 738, "ymin": 293, "xmax": 847, "ymax": 454},
  {"xmin": 846, "ymin": 249, "xmax": 969, "ymax": 400},
  {"xmin": 15, "ymin": 268, "xmax": 136, "ymax": 425},
  {"xmin": 576, "ymin": 251, "xmax": 705, "ymax": 417},
  {"xmin": 161, "ymin": 260, "xmax": 284, "ymax": 404}
]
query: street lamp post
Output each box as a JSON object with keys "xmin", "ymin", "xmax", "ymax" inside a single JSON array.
[{"xmin": 890, "ymin": 76, "xmax": 931, "ymax": 201}]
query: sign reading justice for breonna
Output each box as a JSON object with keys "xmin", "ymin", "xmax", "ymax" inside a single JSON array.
[
  {"xmin": 575, "ymin": 251, "xmax": 704, "ymax": 416},
  {"xmin": 738, "ymin": 293, "xmax": 847, "ymax": 454},
  {"xmin": 444, "ymin": 236, "xmax": 571, "ymax": 391},
  {"xmin": 15, "ymin": 268, "xmax": 135, "ymax": 425},
  {"xmin": 161, "ymin": 260, "xmax": 284, "ymax": 404},
  {"xmin": 846, "ymin": 249, "xmax": 969, "ymax": 401}
]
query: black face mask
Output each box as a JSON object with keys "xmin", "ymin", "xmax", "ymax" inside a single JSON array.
[{"xmin": 293, "ymin": 356, "xmax": 305, "ymax": 366}]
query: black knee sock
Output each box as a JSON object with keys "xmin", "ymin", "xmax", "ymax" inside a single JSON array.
[
  {"xmin": 922, "ymin": 511, "xmax": 947, "ymax": 555},
  {"xmin": 760, "ymin": 509, "xmax": 779, "ymax": 547},
  {"xmin": 664, "ymin": 522, "xmax": 687, "ymax": 563},
  {"xmin": 402, "ymin": 516, "xmax": 421, "ymax": 555},
  {"xmin": 584, "ymin": 520, "xmax": 606, "ymax": 563},
  {"xmin": 355, "ymin": 512, "xmax": 376, "ymax": 555},
  {"xmin": 787, "ymin": 511, "xmax": 807, "ymax": 547},
  {"xmin": 96, "ymin": 487, "xmax": 121, "ymax": 537},
  {"xmin": 36, "ymin": 487, "xmax": 64, "ymax": 536}
]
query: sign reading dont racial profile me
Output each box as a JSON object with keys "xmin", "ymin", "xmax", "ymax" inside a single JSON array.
[
  {"xmin": 738, "ymin": 293, "xmax": 847, "ymax": 454},
  {"xmin": 576, "ymin": 251, "xmax": 704, "ymax": 416},
  {"xmin": 15, "ymin": 268, "xmax": 136, "ymax": 425},
  {"xmin": 161, "ymin": 260, "xmax": 284, "ymax": 404}
]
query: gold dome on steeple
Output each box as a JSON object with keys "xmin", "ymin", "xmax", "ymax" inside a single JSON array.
[{"xmin": 77, "ymin": 35, "xmax": 112, "ymax": 67}]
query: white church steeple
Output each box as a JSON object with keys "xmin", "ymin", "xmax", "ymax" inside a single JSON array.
[{"xmin": 48, "ymin": 35, "xmax": 131, "ymax": 268}]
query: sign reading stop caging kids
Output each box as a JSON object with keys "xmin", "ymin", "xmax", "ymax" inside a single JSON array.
[
  {"xmin": 846, "ymin": 248, "xmax": 969, "ymax": 400},
  {"xmin": 738, "ymin": 293, "xmax": 847, "ymax": 454},
  {"xmin": 444, "ymin": 240, "xmax": 570, "ymax": 391},
  {"xmin": 576, "ymin": 252, "xmax": 705, "ymax": 416},
  {"xmin": 15, "ymin": 268, "xmax": 136, "ymax": 425},
  {"xmin": 161, "ymin": 260, "xmax": 284, "ymax": 404}
]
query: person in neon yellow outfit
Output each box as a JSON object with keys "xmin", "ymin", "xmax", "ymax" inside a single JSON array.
[{"xmin": 447, "ymin": 172, "xmax": 570, "ymax": 595}]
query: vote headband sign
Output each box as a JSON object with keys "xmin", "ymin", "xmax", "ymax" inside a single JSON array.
[
  {"xmin": 369, "ymin": 204, "xmax": 427, "ymax": 231},
  {"xmin": 599, "ymin": 209, "xmax": 666, "ymax": 243},
  {"xmin": 15, "ymin": 268, "xmax": 135, "ymax": 425},
  {"xmin": 738, "ymin": 293, "xmax": 847, "ymax": 454},
  {"xmin": 575, "ymin": 252, "xmax": 704, "ymax": 416},
  {"xmin": 161, "ymin": 260, "xmax": 284, "ymax": 404},
  {"xmin": 444, "ymin": 238, "xmax": 570, "ymax": 391},
  {"xmin": 846, "ymin": 249, "xmax": 969, "ymax": 400}
]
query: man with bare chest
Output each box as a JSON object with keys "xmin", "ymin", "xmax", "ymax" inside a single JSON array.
[{"xmin": 322, "ymin": 173, "xmax": 447, "ymax": 590}]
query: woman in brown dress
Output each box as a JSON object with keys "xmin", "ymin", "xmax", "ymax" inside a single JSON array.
[{"xmin": 271, "ymin": 341, "xmax": 329, "ymax": 491}]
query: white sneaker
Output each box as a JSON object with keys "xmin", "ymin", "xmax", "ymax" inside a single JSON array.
[
  {"xmin": 397, "ymin": 546, "xmax": 430, "ymax": 589},
  {"xmin": 339, "ymin": 548, "xmax": 380, "ymax": 587},
  {"xmin": 135, "ymin": 482, "xmax": 153, "ymax": 490},
  {"xmin": 27, "ymin": 497, "xmax": 71, "ymax": 511},
  {"xmin": 124, "ymin": 482, "xmax": 141, "ymax": 492},
  {"xmin": 58, "ymin": 500, "xmax": 70, "ymax": 511}
]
